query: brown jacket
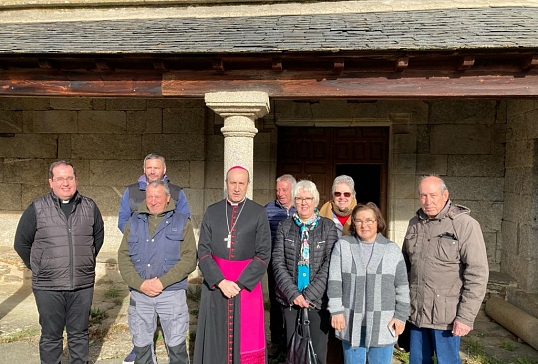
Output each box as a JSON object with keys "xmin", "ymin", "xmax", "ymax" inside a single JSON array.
[{"xmin": 402, "ymin": 200, "xmax": 489, "ymax": 330}]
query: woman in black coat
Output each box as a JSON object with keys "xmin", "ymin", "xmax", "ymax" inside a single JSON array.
[{"xmin": 272, "ymin": 179, "xmax": 338, "ymax": 364}]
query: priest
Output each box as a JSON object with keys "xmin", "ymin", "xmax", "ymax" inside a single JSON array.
[{"xmin": 194, "ymin": 166, "xmax": 271, "ymax": 364}]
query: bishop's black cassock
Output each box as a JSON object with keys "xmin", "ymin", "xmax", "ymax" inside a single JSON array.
[{"xmin": 194, "ymin": 198, "xmax": 271, "ymax": 364}]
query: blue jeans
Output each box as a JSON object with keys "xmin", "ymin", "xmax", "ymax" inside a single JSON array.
[
  {"xmin": 342, "ymin": 330, "xmax": 394, "ymax": 364},
  {"xmin": 409, "ymin": 323, "xmax": 461, "ymax": 364}
]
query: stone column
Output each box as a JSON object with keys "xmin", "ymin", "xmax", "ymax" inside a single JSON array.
[{"xmin": 205, "ymin": 91, "xmax": 270, "ymax": 198}]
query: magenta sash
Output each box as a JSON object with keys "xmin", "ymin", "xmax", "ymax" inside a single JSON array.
[{"xmin": 214, "ymin": 255, "xmax": 266, "ymax": 364}]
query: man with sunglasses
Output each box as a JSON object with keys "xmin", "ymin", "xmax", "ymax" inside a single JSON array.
[{"xmin": 14, "ymin": 160, "xmax": 104, "ymax": 364}]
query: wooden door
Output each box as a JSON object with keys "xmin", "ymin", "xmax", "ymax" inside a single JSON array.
[{"xmin": 277, "ymin": 127, "xmax": 389, "ymax": 214}]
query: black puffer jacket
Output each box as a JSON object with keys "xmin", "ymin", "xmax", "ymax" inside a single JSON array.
[{"xmin": 272, "ymin": 216, "xmax": 337, "ymax": 309}]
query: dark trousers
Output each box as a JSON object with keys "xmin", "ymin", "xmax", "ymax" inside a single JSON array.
[
  {"xmin": 33, "ymin": 287, "xmax": 94, "ymax": 364},
  {"xmin": 282, "ymin": 306, "xmax": 330, "ymax": 364},
  {"xmin": 268, "ymin": 264, "xmax": 285, "ymax": 345}
]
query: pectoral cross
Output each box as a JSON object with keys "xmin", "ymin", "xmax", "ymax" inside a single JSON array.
[{"xmin": 224, "ymin": 233, "xmax": 231, "ymax": 248}]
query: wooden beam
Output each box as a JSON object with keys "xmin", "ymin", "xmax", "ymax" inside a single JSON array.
[
  {"xmin": 333, "ymin": 58, "xmax": 344, "ymax": 74},
  {"xmin": 38, "ymin": 59, "xmax": 55, "ymax": 70},
  {"xmin": 153, "ymin": 61, "xmax": 169, "ymax": 72},
  {"xmin": 212, "ymin": 58, "xmax": 225, "ymax": 73},
  {"xmin": 394, "ymin": 57, "xmax": 409, "ymax": 72},
  {"xmin": 96, "ymin": 60, "xmax": 114, "ymax": 72},
  {"xmin": 457, "ymin": 56, "xmax": 475, "ymax": 71},
  {"xmin": 272, "ymin": 58, "xmax": 283, "ymax": 72},
  {"xmin": 2, "ymin": 69, "xmax": 538, "ymax": 98},
  {"xmin": 522, "ymin": 55, "xmax": 538, "ymax": 70}
]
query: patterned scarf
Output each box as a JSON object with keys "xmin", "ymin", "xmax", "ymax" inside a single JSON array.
[{"xmin": 292, "ymin": 208, "xmax": 320, "ymax": 291}]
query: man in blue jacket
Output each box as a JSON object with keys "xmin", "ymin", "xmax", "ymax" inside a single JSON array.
[
  {"xmin": 118, "ymin": 181, "xmax": 197, "ymax": 364},
  {"xmin": 264, "ymin": 174, "xmax": 296, "ymax": 357},
  {"xmin": 118, "ymin": 153, "xmax": 190, "ymax": 233},
  {"xmin": 118, "ymin": 153, "xmax": 191, "ymax": 363}
]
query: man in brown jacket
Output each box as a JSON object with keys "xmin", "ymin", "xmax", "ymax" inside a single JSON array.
[{"xmin": 402, "ymin": 175, "xmax": 489, "ymax": 364}]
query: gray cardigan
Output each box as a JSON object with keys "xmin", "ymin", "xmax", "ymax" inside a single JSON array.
[{"xmin": 327, "ymin": 233, "xmax": 410, "ymax": 348}]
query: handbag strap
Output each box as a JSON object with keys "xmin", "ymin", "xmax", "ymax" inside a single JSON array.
[{"xmin": 298, "ymin": 308, "xmax": 312, "ymax": 338}]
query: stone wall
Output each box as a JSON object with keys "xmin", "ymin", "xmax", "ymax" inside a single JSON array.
[
  {"xmin": 503, "ymin": 100, "xmax": 538, "ymax": 317},
  {"xmin": 0, "ymin": 96, "xmax": 278, "ymax": 253}
]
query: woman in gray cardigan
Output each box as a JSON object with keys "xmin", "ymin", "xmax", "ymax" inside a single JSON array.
[{"xmin": 327, "ymin": 202, "xmax": 409, "ymax": 364}]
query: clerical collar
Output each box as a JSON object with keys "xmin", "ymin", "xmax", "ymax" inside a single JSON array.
[
  {"xmin": 226, "ymin": 197, "xmax": 246, "ymax": 207},
  {"xmin": 62, "ymin": 199, "xmax": 70, "ymax": 204}
]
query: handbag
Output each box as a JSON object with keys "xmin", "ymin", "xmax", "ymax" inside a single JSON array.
[{"xmin": 285, "ymin": 308, "xmax": 318, "ymax": 364}]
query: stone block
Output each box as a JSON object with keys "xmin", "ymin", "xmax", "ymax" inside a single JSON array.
[
  {"xmin": 0, "ymin": 134, "xmax": 58, "ymax": 158},
  {"xmin": 501, "ymin": 220, "xmax": 518, "ymax": 255},
  {"xmin": 392, "ymin": 132, "xmax": 417, "ymax": 154},
  {"xmin": 78, "ymin": 110, "xmax": 126, "ymax": 134},
  {"xmin": 503, "ymin": 192, "xmax": 534, "ymax": 223},
  {"xmin": 206, "ymin": 134, "xmax": 224, "ymax": 161},
  {"xmin": 184, "ymin": 188, "xmax": 204, "ymax": 216},
  {"xmin": 506, "ymin": 112, "xmax": 538, "ymax": 142},
  {"xmin": 518, "ymin": 225, "xmax": 538, "ymax": 259},
  {"xmin": 3, "ymin": 158, "xmax": 51, "ymax": 184},
  {"xmin": 126, "ymin": 109, "xmax": 163, "ymax": 134},
  {"xmin": 506, "ymin": 99, "xmax": 538, "ymax": 117},
  {"xmin": 254, "ymin": 142, "xmax": 272, "ymax": 162},
  {"xmin": 69, "ymin": 159, "xmax": 91, "ymax": 185},
  {"xmin": 21, "ymin": 184, "xmax": 51, "ymax": 209},
  {"xmin": 501, "ymin": 252, "xmax": 538, "ymax": 292},
  {"xmin": 0, "ymin": 97, "xmax": 50, "ymax": 111},
  {"xmin": 71, "ymin": 134, "xmax": 141, "ymax": 160},
  {"xmin": 92, "ymin": 98, "xmax": 107, "ymax": 110},
  {"xmin": 163, "ymin": 160, "xmax": 190, "ymax": 188},
  {"xmin": 189, "ymin": 161, "xmax": 205, "ymax": 189},
  {"xmin": 58, "ymin": 134, "xmax": 72, "ymax": 159},
  {"xmin": 142, "ymin": 133, "xmax": 205, "ymax": 161},
  {"xmin": 448, "ymin": 155, "xmax": 504, "ymax": 177},
  {"xmin": 444, "ymin": 176, "xmax": 503, "ymax": 202},
  {"xmin": 416, "ymin": 154, "xmax": 447, "ymax": 175},
  {"xmin": 0, "ymin": 111, "xmax": 23, "ymax": 133},
  {"xmin": 391, "ymin": 154, "xmax": 416, "ymax": 174},
  {"xmin": 389, "ymin": 198, "xmax": 417, "ymax": 227},
  {"xmin": 505, "ymin": 140, "xmax": 536, "ymax": 169},
  {"xmin": 88, "ymin": 159, "xmax": 140, "ymax": 186},
  {"xmin": 505, "ymin": 289, "xmax": 538, "ymax": 319},
  {"xmin": 416, "ymin": 124, "xmax": 429, "ymax": 154},
  {"xmin": 204, "ymin": 188, "xmax": 225, "ymax": 209},
  {"xmin": 389, "ymin": 175, "xmax": 417, "ymax": 199},
  {"xmin": 0, "ymin": 183, "xmax": 22, "ymax": 210},
  {"xmin": 504, "ymin": 167, "xmax": 536, "ymax": 195},
  {"xmin": 429, "ymin": 100, "xmax": 497, "ymax": 124},
  {"xmin": 205, "ymin": 161, "xmax": 224, "ymax": 189},
  {"xmin": 147, "ymin": 98, "xmax": 205, "ymax": 109},
  {"xmin": 23, "ymin": 110, "xmax": 77, "ymax": 133},
  {"xmin": 163, "ymin": 108, "xmax": 205, "ymax": 134},
  {"xmin": 461, "ymin": 200, "xmax": 503, "ymax": 232},
  {"xmin": 105, "ymin": 98, "xmax": 147, "ymax": 111},
  {"xmin": 430, "ymin": 124, "xmax": 492, "ymax": 155},
  {"xmin": 253, "ymin": 189, "xmax": 272, "ymax": 206},
  {"xmin": 50, "ymin": 98, "xmax": 93, "ymax": 110},
  {"xmin": 483, "ymin": 232, "xmax": 499, "ymax": 265},
  {"xmin": 78, "ymin": 186, "xmax": 123, "ymax": 215},
  {"xmin": 252, "ymin": 161, "xmax": 273, "ymax": 190},
  {"xmin": 0, "ymin": 212, "xmax": 23, "ymax": 247}
]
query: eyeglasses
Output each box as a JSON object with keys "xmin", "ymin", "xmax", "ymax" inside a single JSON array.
[
  {"xmin": 354, "ymin": 219, "xmax": 376, "ymax": 226},
  {"xmin": 334, "ymin": 192, "xmax": 352, "ymax": 198},
  {"xmin": 52, "ymin": 176, "xmax": 76, "ymax": 183},
  {"xmin": 295, "ymin": 197, "xmax": 314, "ymax": 204}
]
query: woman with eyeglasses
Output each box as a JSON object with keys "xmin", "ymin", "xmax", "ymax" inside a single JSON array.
[
  {"xmin": 272, "ymin": 180, "xmax": 338, "ymax": 364},
  {"xmin": 319, "ymin": 175, "xmax": 357, "ymax": 238},
  {"xmin": 327, "ymin": 202, "xmax": 410, "ymax": 364}
]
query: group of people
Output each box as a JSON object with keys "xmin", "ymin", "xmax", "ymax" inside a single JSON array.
[{"xmin": 13, "ymin": 156, "xmax": 489, "ymax": 364}]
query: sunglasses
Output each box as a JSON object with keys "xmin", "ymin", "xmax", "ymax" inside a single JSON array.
[{"xmin": 334, "ymin": 192, "xmax": 352, "ymax": 197}]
